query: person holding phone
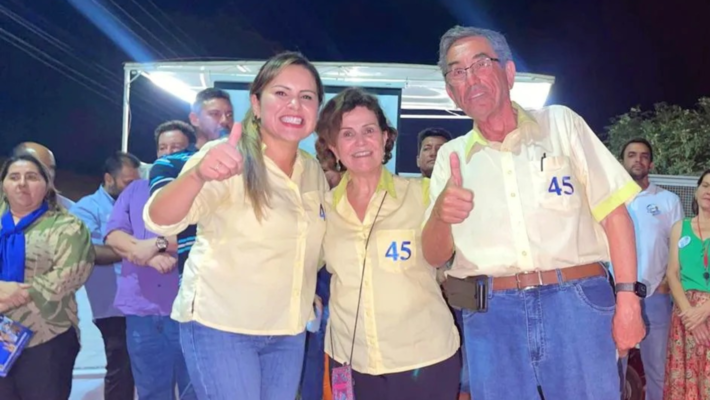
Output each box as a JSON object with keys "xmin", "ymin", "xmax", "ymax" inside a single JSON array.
[{"xmin": 316, "ymin": 87, "xmax": 461, "ymax": 400}]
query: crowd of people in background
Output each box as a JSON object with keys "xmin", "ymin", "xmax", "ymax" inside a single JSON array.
[{"xmin": 0, "ymin": 23, "xmax": 708, "ymax": 400}]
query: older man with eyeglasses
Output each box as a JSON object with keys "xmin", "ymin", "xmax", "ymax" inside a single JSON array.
[{"xmin": 422, "ymin": 26, "xmax": 646, "ymax": 400}]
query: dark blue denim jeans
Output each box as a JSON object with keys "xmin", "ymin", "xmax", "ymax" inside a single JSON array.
[
  {"xmin": 299, "ymin": 268, "xmax": 332, "ymax": 400},
  {"xmin": 125, "ymin": 315, "xmax": 194, "ymax": 400},
  {"xmin": 619, "ymin": 292, "xmax": 672, "ymax": 400},
  {"xmin": 299, "ymin": 306, "xmax": 328, "ymax": 400},
  {"xmin": 180, "ymin": 321, "xmax": 306, "ymax": 400},
  {"xmin": 452, "ymin": 308, "xmax": 470, "ymax": 394},
  {"xmin": 463, "ymin": 275, "xmax": 620, "ymax": 399}
]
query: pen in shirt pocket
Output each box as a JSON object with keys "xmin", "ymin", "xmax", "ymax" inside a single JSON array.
[{"xmin": 540, "ymin": 153, "xmax": 547, "ymax": 172}]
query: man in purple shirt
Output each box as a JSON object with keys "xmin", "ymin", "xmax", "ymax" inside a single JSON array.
[{"xmin": 105, "ymin": 121, "xmax": 198, "ymax": 400}]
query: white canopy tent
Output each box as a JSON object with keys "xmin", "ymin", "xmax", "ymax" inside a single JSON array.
[{"xmin": 121, "ymin": 61, "xmax": 555, "ymax": 151}]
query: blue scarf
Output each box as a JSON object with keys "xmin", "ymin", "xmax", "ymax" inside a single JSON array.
[{"xmin": 0, "ymin": 202, "xmax": 50, "ymax": 283}]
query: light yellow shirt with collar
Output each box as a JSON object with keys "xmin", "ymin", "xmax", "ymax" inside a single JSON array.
[
  {"xmin": 143, "ymin": 138, "xmax": 328, "ymax": 335},
  {"xmin": 324, "ymin": 169, "xmax": 460, "ymax": 375},
  {"xmin": 426, "ymin": 103, "xmax": 640, "ymax": 279}
]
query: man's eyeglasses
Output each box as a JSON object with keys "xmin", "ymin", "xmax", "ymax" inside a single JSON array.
[{"xmin": 445, "ymin": 57, "xmax": 500, "ymax": 82}]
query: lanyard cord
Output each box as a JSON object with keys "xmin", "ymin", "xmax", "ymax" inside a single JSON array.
[{"xmin": 330, "ymin": 191, "xmax": 388, "ymax": 366}]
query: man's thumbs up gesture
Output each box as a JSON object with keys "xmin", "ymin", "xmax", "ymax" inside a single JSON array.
[
  {"xmin": 432, "ymin": 152, "xmax": 474, "ymax": 224},
  {"xmin": 195, "ymin": 123, "xmax": 245, "ymax": 182}
]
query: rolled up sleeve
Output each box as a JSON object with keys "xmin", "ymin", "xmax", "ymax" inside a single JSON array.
[
  {"xmin": 143, "ymin": 142, "xmax": 231, "ymax": 235},
  {"xmin": 567, "ymin": 109, "xmax": 641, "ymax": 222},
  {"xmin": 106, "ymin": 182, "xmax": 136, "ymax": 239},
  {"xmin": 70, "ymin": 199, "xmax": 104, "ymax": 246}
]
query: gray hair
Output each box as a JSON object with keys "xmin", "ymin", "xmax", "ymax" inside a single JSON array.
[{"xmin": 437, "ymin": 26, "xmax": 513, "ymax": 75}]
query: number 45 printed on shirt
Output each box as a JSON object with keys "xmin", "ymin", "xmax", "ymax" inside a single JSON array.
[
  {"xmin": 548, "ymin": 176, "xmax": 575, "ymax": 196},
  {"xmin": 385, "ymin": 241, "xmax": 412, "ymax": 261}
]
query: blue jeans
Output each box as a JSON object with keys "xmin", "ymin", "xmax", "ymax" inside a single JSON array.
[
  {"xmin": 620, "ymin": 293, "xmax": 672, "ymax": 400},
  {"xmin": 300, "ymin": 305, "xmax": 328, "ymax": 400},
  {"xmin": 453, "ymin": 308, "xmax": 470, "ymax": 394},
  {"xmin": 125, "ymin": 315, "xmax": 194, "ymax": 400},
  {"xmin": 639, "ymin": 293, "xmax": 672, "ymax": 400},
  {"xmin": 462, "ymin": 275, "xmax": 620, "ymax": 399},
  {"xmin": 180, "ymin": 321, "xmax": 307, "ymax": 400}
]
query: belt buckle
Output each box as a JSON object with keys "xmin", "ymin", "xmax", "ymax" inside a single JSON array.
[{"xmin": 515, "ymin": 270, "xmax": 544, "ymax": 290}]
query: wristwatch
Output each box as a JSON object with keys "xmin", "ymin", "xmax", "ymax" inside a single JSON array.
[
  {"xmin": 155, "ymin": 236, "xmax": 168, "ymax": 253},
  {"xmin": 615, "ymin": 281, "xmax": 647, "ymax": 298}
]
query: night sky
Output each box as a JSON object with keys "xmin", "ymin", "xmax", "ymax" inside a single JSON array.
[{"xmin": 1, "ymin": 0, "xmax": 709, "ymax": 175}]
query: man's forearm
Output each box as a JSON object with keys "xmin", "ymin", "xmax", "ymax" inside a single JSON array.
[
  {"xmin": 105, "ymin": 231, "xmax": 137, "ymax": 259},
  {"xmin": 601, "ymin": 206, "xmax": 638, "ymax": 286},
  {"xmin": 601, "ymin": 205, "xmax": 642, "ymax": 310},
  {"xmin": 93, "ymin": 244, "xmax": 122, "ymax": 265},
  {"xmin": 422, "ymin": 217, "xmax": 455, "ymax": 267}
]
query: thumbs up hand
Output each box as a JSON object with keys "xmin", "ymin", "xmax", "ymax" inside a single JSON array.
[
  {"xmin": 432, "ymin": 152, "xmax": 474, "ymax": 224},
  {"xmin": 195, "ymin": 123, "xmax": 244, "ymax": 182}
]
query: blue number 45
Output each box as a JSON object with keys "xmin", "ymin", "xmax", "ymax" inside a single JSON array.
[
  {"xmin": 548, "ymin": 176, "xmax": 574, "ymax": 196},
  {"xmin": 385, "ymin": 241, "xmax": 412, "ymax": 261}
]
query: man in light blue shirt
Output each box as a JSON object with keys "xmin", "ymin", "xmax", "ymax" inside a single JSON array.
[
  {"xmin": 620, "ymin": 138, "xmax": 683, "ymax": 400},
  {"xmin": 71, "ymin": 151, "xmax": 141, "ymax": 400}
]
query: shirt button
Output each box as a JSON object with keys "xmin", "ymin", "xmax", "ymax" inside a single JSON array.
[
  {"xmin": 510, "ymin": 193, "xmax": 516, "ymax": 198},
  {"xmin": 507, "ymin": 170, "xmax": 513, "ymax": 175},
  {"xmin": 522, "ymin": 251, "xmax": 528, "ymax": 257}
]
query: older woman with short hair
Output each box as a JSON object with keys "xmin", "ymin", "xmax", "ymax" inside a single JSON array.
[
  {"xmin": 316, "ymin": 87, "xmax": 461, "ymax": 400},
  {"xmin": 0, "ymin": 153, "xmax": 94, "ymax": 400}
]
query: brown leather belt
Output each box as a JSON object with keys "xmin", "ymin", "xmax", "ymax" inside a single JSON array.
[{"xmin": 491, "ymin": 263, "xmax": 606, "ymax": 291}]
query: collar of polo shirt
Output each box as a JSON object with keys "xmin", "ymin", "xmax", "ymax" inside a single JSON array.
[
  {"xmin": 465, "ymin": 102, "xmax": 543, "ymax": 161},
  {"xmin": 422, "ymin": 177, "xmax": 431, "ymax": 208},
  {"xmin": 332, "ymin": 167, "xmax": 398, "ymax": 207}
]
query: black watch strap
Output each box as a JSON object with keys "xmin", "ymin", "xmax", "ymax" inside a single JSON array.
[{"xmin": 615, "ymin": 282, "xmax": 647, "ymax": 298}]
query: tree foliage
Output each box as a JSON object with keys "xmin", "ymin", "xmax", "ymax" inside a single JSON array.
[{"xmin": 605, "ymin": 98, "xmax": 710, "ymax": 175}]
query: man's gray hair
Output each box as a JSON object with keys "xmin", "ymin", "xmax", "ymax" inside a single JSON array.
[{"xmin": 438, "ymin": 26, "xmax": 513, "ymax": 75}]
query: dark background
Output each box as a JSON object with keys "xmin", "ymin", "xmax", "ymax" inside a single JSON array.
[{"xmin": 1, "ymin": 0, "xmax": 709, "ymax": 176}]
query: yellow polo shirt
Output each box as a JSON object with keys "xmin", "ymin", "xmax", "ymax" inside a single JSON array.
[
  {"xmin": 143, "ymin": 138, "xmax": 328, "ymax": 335},
  {"xmin": 426, "ymin": 103, "xmax": 640, "ymax": 279},
  {"xmin": 324, "ymin": 169, "xmax": 460, "ymax": 375}
]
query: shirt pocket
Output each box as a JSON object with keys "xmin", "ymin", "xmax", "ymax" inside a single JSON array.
[
  {"xmin": 302, "ymin": 191, "xmax": 326, "ymax": 224},
  {"xmin": 375, "ymin": 229, "xmax": 417, "ymax": 273},
  {"xmin": 530, "ymin": 155, "xmax": 582, "ymax": 211}
]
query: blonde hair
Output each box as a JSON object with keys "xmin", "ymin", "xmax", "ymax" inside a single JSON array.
[{"xmin": 239, "ymin": 51, "xmax": 324, "ymax": 221}]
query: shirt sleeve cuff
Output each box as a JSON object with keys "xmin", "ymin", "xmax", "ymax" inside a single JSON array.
[
  {"xmin": 591, "ymin": 180, "xmax": 641, "ymax": 222},
  {"xmin": 142, "ymin": 192, "xmax": 193, "ymax": 236}
]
